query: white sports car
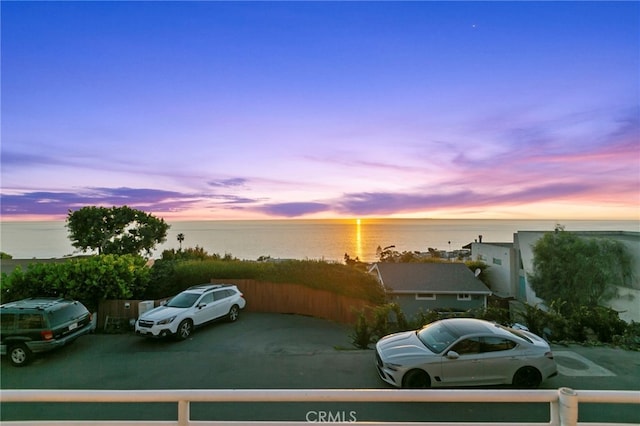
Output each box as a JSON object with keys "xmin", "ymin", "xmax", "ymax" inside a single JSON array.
[{"xmin": 375, "ymin": 317, "xmax": 557, "ymax": 388}]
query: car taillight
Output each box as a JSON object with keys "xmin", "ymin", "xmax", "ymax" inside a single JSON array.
[
  {"xmin": 41, "ymin": 330, "xmax": 54, "ymax": 340},
  {"xmin": 545, "ymin": 351, "xmax": 554, "ymax": 359}
]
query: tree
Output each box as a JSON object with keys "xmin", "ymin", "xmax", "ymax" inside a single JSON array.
[
  {"xmin": 177, "ymin": 233, "xmax": 185, "ymax": 251},
  {"xmin": 66, "ymin": 206, "xmax": 170, "ymax": 256},
  {"xmin": 344, "ymin": 252, "xmax": 360, "ymax": 265},
  {"xmin": 0, "ymin": 254, "xmax": 150, "ymax": 310},
  {"xmin": 528, "ymin": 227, "xmax": 633, "ymax": 315}
]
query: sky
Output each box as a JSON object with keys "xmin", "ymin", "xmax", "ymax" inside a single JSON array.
[{"xmin": 1, "ymin": 1, "xmax": 639, "ymax": 222}]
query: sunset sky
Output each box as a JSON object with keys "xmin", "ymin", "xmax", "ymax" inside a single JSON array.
[{"xmin": 2, "ymin": 1, "xmax": 639, "ymax": 221}]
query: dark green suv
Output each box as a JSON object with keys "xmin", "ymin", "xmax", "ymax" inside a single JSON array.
[{"xmin": 0, "ymin": 298, "xmax": 94, "ymax": 366}]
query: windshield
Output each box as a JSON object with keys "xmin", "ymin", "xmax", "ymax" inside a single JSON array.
[
  {"xmin": 416, "ymin": 321, "xmax": 462, "ymax": 353},
  {"xmin": 166, "ymin": 292, "xmax": 200, "ymax": 308}
]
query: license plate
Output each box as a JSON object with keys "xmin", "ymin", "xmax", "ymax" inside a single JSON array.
[{"xmin": 69, "ymin": 322, "xmax": 78, "ymax": 331}]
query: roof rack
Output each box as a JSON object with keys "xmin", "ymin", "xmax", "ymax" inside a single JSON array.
[
  {"xmin": 186, "ymin": 284, "xmax": 225, "ymax": 291},
  {"xmin": 0, "ymin": 297, "xmax": 66, "ymax": 310}
]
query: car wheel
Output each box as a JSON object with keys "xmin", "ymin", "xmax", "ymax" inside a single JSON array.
[
  {"xmin": 9, "ymin": 344, "xmax": 32, "ymax": 367},
  {"xmin": 227, "ymin": 305, "xmax": 240, "ymax": 322},
  {"xmin": 402, "ymin": 369, "xmax": 431, "ymax": 388},
  {"xmin": 176, "ymin": 319, "xmax": 193, "ymax": 340},
  {"xmin": 512, "ymin": 366, "xmax": 542, "ymax": 388}
]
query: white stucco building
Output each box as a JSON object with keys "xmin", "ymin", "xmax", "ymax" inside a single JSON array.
[{"xmin": 472, "ymin": 230, "xmax": 640, "ymax": 323}]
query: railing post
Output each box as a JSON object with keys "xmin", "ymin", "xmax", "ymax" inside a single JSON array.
[
  {"xmin": 178, "ymin": 399, "xmax": 190, "ymax": 426},
  {"xmin": 558, "ymin": 387, "xmax": 578, "ymax": 426},
  {"xmin": 549, "ymin": 397, "xmax": 560, "ymax": 426}
]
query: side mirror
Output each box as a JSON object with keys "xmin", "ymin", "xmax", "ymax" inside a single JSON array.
[{"xmin": 446, "ymin": 350, "xmax": 460, "ymax": 360}]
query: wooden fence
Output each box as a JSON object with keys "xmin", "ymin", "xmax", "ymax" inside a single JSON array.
[
  {"xmin": 97, "ymin": 280, "xmax": 373, "ymax": 330},
  {"xmin": 210, "ymin": 279, "xmax": 372, "ymax": 323},
  {"xmin": 97, "ymin": 299, "xmax": 149, "ymax": 331}
]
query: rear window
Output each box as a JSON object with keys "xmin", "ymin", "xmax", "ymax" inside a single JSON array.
[
  {"xmin": 214, "ymin": 289, "xmax": 234, "ymax": 300},
  {"xmin": 497, "ymin": 325, "xmax": 534, "ymax": 344},
  {"xmin": 48, "ymin": 303, "xmax": 89, "ymax": 327}
]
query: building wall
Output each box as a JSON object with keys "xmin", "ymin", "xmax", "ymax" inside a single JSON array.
[
  {"xmin": 471, "ymin": 243, "xmax": 516, "ymax": 298},
  {"xmin": 388, "ymin": 293, "xmax": 485, "ymax": 319},
  {"xmin": 515, "ymin": 231, "xmax": 640, "ymax": 323},
  {"xmin": 608, "ymin": 285, "xmax": 640, "ymax": 324}
]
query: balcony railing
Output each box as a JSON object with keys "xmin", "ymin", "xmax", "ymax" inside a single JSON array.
[{"xmin": 1, "ymin": 387, "xmax": 638, "ymax": 426}]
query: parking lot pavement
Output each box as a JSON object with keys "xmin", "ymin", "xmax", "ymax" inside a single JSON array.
[
  {"xmin": 0, "ymin": 312, "xmax": 381, "ymax": 390},
  {"xmin": 1, "ymin": 312, "xmax": 639, "ymax": 392},
  {"xmin": 546, "ymin": 342, "xmax": 640, "ymax": 391},
  {"xmin": 1, "ymin": 312, "xmax": 639, "ymax": 424}
]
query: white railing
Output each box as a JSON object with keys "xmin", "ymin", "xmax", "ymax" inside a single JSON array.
[{"xmin": 1, "ymin": 388, "xmax": 638, "ymax": 426}]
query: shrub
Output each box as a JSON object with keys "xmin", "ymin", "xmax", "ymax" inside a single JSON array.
[
  {"xmin": 349, "ymin": 301, "xmax": 636, "ymax": 350},
  {"xmin": 390, "ymin": 303, "xmax": 410, "ymax": 331},
  {"xmin": 576, "ymin": 306, "xmax": 627, "ymax": 343},
  {"xmin": 369, "ymin": 304, "xmax": 392, "ymax": 341},
  {"xmin": 613, "ymin": 322, "xmax": 640, "ymax": 350},
  {"xmin": 351, "ymin": 311, "xmax": 373, "ymax": 349},
  {"xmin": 0, "ymin": 255, "xmax": 150, "ymax": 311},
  {"xmin": 412, "ymin": 309, "xmax": 441, "ymax": 328},
  {"xmin": 145, "ymin": 258, "xmax": 386, "ymax": 303},
  {"xmin": 518, "ymin": 303, "xmax": 550, "ymax": 338},
  {"xmin": 468, "ymin": 305, "xmax": 511, "ymax": 325}
]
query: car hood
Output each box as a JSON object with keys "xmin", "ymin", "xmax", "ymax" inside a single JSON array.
[
  {"xmin": 139, "ymin": 305, "xmax": 185, "ymax": 321},
  {"xmin": 376, "ymin": 330, "xmax": 436, "ymax": 364}
]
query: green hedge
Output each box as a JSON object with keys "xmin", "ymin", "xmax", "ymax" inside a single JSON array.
[
  {"xmin": 0, "ymin": 255, "xmax": 150, "ymax": 311},
  {"xmin": 145, "ymin": 258, "xmax": 386, "ymax": 304}
]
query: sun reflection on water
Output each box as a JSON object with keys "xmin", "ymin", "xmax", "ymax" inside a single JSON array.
[{"xmin": 355, "ymin": 218, "xmax": 363, "ymax": 260}]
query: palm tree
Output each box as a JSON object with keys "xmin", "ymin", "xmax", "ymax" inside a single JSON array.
[{"xmin": 177, "ymin": 233, "xmax": 185, "ymax": 251}]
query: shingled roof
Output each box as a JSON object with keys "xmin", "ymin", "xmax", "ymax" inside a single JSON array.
[{"xmin": 370, "ymin": 262, "xmax": 491, "ymax": 295}]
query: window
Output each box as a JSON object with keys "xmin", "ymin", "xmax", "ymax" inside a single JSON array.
[
  {"xmin": 1, "ymin": 313, "xmax": 15, "ymax": 331},
  {"xmin": 457, "ymin": 294, "xmax": 471, "ymax": 301},
  {"xmin": 452, "ymin": 337, "xmax": 482, "ymax": 355},
  {"xmin": 49, "ymin": 303, "xmax": 88, "ymax": 326},
  {"xmin": 200, "ymin": 293, "xmax": 214, "ymax": 304},
  {"xmin": 416, "ymin": 293, "xmax": 436, "ymax": 300},
  {"xmin": 214, "ymin": 290, "xmax": 231, "ymax": 301},
  {"xmin": 481, "ymin": 337, "xmax": 516, "ymax": 352},
  {"xmin": 17, "ymin": 313, "xmax": 44, "ymax": 329}
]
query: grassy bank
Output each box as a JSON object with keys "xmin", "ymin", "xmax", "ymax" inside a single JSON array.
[{"xmin": 147, "ymin": 258, "xmax": 386, "ymax": 304}]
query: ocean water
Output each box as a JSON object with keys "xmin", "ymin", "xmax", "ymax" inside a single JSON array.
[{"xmin": 0, "ymin": 219, "xmax": 638, "ymax": 262}]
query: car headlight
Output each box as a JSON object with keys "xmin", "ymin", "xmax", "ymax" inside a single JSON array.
[
  {"xmin": 157, "ymin": 316, "xmax": 176, "ymax": 325},
  {"xmin": 384, "ymin": 362, "xmax": 403, "ymax": 371}
]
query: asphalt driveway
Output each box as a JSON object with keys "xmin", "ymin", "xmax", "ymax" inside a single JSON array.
[
  {"xmin": 2, "ymin": 312, "xmax": 640, "ymax": 390},
  {"xmin": 1, "ymin": 312, "xmax": 639, "ymax": 424},
  {"xmin": 1, "ymin": 312, "xmax": 379, "ymax": 390}
]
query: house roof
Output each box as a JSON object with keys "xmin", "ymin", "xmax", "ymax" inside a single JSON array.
[{"xmin": 370, "ymin": 262, "xmax": 492, "ymax": 295}]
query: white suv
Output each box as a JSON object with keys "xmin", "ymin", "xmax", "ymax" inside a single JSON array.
[{"xmin": 135, "ymin": 284, "xmax": 246, "ymax": 340}]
